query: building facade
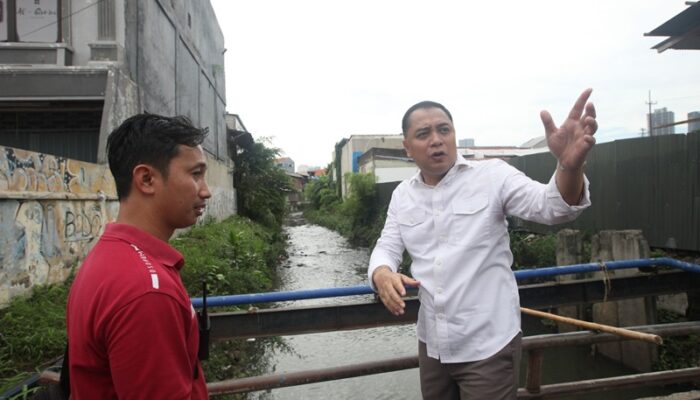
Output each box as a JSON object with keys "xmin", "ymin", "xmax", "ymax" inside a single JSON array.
[
  {"xmin": 276, "ymin": 157, "xmax": 295, "ymax": 174},
  {"xmin": 0, "ymin": 0, "xmax": 235, "ymax": 306},
  {"xmin": 334, "ymin": 134, "xmax": 404, "ymax": 198}
]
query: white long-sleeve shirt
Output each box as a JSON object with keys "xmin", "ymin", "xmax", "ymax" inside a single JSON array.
[{"xmin": 368, "ymin": 156, "xmax": 591, "ymax": 363}]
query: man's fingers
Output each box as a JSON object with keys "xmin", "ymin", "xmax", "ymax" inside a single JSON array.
[
  {"xmin": 400, "ymin": 274, "xmax": 420, "ymax": 288},
  {"xmin": 584, "ymin": 102, "xmax": 596, "ymax": 119},
  {"xmin": 383, "ymin": 288, "xmax": 405, "ymax": 315},
  {"xmin": 568, "ymin": 88, "xmax": 593, "ymax": 120},
  {"xmin": 393, "ymin": 278, "xmax": 407, "ymax": 297},
  {"xmin": 584, "ymin": 116, "xmax": 598, "ymax": 135},
  {"xmin": 540, "ymin": 110, "xmax": 557, "ymax": 136},
  {"xmin": 377, "ymin": 274, "xmax": 421, "ymax": 316}
]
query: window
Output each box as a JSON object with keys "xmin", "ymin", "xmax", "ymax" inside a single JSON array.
[{"xmin": 1, "ymin": 0, "xmax": 60, "ymax": 43}]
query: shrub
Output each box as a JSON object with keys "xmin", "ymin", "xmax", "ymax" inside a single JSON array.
[{"xmin": 510, "ymin": 232, "xmax": 557, "ymax": 269}]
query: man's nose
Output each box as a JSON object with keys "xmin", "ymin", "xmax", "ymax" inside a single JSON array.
[
  {"xmin": 200, "ymin": 181, "xmax": 212, "ymax": 199},
  {"xmin": 429, "ymin": 130, "xmax": 444, "ymax": 146}
]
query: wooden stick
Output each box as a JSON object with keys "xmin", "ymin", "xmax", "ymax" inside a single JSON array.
[{"xmin": 521, "ymin": 307, "xmax": 663, "ymax": 345}]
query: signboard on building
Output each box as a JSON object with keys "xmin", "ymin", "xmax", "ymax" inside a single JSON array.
[
  {"xmin": 0, "ymin": 0, "xmax": 7, "ymax": 42},
  {"xmin": 16, "ymin": 0, "xmax": 58, "ymax": 42}
]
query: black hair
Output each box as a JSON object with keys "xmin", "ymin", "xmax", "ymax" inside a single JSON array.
[
  {"xmin": 401, "ymin": 100, "xmax": 453, "ymax": 137},
  {"xmin": 106, "ymin": 113, "xmax": 208, "ymax": 199}
]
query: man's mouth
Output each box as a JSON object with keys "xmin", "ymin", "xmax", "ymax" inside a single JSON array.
[
  {"xmin": 431, "ymin": 151, "xmax": 446, "ymax": 160},
  {"xmin": 195, "ymin": 204, "xmax": 207, "ymax": 215}
]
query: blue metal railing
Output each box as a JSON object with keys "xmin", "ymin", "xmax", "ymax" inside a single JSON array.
[{"xmin": 191, "ymin": 257, "xmax": 700, "ymax": 308}]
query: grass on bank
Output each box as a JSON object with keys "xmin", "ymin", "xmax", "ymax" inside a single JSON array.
[{"xmin": 0, "ymin": 215, "xmax": 287, "ymax": 395}]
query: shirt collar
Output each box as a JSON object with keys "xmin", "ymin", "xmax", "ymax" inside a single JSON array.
[
  {"xmin": 101, "ymin": 223, "xmax": 185, "ymax": 270},
  {"xmin": 409, "ymin": 155, "xmax": 471, "ymax": 186}
]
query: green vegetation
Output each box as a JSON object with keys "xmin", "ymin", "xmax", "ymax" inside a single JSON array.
[
  {"xmin": 654, "ymin": 309, "xmax": 700, "ymax": 373},
  {"xmin": 174, "ymin": 216, "xmax": 282, "ymax": 297},
  {"xmin": 0, "ymin": 277, "xmax": 71, "ymax": 393},
  {"xmin": 509, "ymin": 232, "xmax": 557, "ymax": 269},
  {"xmin": 234, "ymin": 139, "xmax": 292, "ymax": 230},
  {"xmin": 304, "ymin": 172, "xmax": 386, "ymax": 248}
]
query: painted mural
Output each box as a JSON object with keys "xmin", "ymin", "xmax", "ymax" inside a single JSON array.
[{"xmin": 0, "ymin": 145, "xmax": 119, "ymax": 308}]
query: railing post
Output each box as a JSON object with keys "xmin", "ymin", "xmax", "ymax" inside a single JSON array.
[{"xmin": 525, "ymin": 349, "xmax": 543, "ymax": 397}]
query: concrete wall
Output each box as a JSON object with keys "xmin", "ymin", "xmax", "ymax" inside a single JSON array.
[
  {"xmin": 123, "ymin": 0, "xmax": 227, "ymax": 161},
  {"xmin": 201, "ymin": 152, "xmax": 235, "ymax": 222},
  {"xmin": 555, "ymin": 229, "xmax": 660, "ymax": 372},
  {"xmin": 0, "ymin": 145, "xmax": 119, "ymax": 308},
  {"xmin": 590, "ymin": 230, "xmax": 658, "ymax": 372},
  {"xmin": 359, "ymin": 157, "xmax": 417, "ymax": 184}
]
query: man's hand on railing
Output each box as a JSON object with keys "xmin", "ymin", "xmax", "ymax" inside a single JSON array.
[{"xmin": 372, "ymin": 266, "xmax": 420, "ymax": 316}]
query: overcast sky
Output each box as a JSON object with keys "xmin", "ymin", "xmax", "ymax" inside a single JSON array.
[{"xmin": 210, "ymin": 0, "xmax": 700, "ymax": 169}]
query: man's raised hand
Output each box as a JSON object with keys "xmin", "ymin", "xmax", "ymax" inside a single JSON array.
[{"xmin": 541, "ymin": 88, "xmax": 598, "ymax": 171}]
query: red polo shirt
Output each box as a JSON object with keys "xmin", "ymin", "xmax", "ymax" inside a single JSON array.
[{"xmin": 67, "ymin": 223, "xmax": 208, "ymax": 399}]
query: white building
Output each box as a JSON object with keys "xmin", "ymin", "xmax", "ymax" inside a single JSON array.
[{"xmin": 334, "ymin": 134, "xmax": 404, "ymax": 198}]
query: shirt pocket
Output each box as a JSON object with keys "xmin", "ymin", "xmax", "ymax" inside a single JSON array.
[
  {"xmin": 397, "ymin": 207, "xmax": 429, "ymax": 255},
  {"xmin": 448, "ymin": 194, "xmax": 491, "ymax": 245}
]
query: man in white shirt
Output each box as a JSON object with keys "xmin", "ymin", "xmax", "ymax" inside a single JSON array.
[{"xmin": 368, "ymin": 89, "xmax": 597, "ymax": 399}]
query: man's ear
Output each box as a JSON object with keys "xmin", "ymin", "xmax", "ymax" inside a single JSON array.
[
  {"xmin": 132, "ymin": 164, "xmax": 159, "ymax": 195},
  {"xmin": 403, "ymin": 139, "xmax": 412, "ymax": 158}
]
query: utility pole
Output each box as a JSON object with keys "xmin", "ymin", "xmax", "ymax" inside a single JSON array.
[{"xmin": 646, "ymin": 91, "xmax": 657, "ymax": 136}]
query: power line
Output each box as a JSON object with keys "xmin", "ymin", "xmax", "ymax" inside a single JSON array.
[{"xmin": 653, "ymin": 94, "xmax": 700, "ymax": 103}]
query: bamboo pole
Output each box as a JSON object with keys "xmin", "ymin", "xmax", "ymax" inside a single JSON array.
[{"xmin": 521, "ymin": 307, "xmax": 663, "ymax": 345}]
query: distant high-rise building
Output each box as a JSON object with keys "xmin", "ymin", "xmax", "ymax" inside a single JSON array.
[
  {"xmin": 648, "ymin": 108, "xmax": 675, "ymax": 136},
  {"xmin": 458, "ymin": 138, "xmax": 475, "ymax": 147},
  {"xmin": 689, "ymin": 111, "xmax": 700, "ymax": 133}
]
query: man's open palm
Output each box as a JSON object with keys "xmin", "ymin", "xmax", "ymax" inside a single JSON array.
[{"xmin": 541, "ymin": 88, "xmax": 598, "ymax": 170}]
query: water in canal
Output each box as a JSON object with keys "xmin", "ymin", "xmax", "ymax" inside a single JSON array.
[{"xmin": 255, "ymin": 215, "xmax": 677, "ymax": 399}]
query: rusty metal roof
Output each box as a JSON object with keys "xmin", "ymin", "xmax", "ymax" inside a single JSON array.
[{"xmin": 645, "ymin": 2, "xmax": 700, "ymax": 52}]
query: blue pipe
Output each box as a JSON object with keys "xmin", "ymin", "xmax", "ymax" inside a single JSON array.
[
  {"xmin": 191, "ymin": 257, "xmax": 700, "ymax": 308},
  {"xmin": 513, "ymin": 257, "xmax": 700, "ymax": 279},
  {"xmin": 192, "ymin": 284, "xmax": 374, "ymax": 308}
]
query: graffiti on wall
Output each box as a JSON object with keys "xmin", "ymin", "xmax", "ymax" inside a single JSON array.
[
  {"xmin": 0, "ymin": 145, "xmax": 119, "ymax": 308},
  {"xmin": 0, "ymin": 146, "xmax": 116, "ymax": 195}
]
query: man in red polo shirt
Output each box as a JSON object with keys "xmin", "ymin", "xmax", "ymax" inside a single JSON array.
[{"xmin": 66, "ymin": 114, "xmax": 211, "ymax": 399}]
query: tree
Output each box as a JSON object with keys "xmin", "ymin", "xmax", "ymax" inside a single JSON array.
[{"xmin": 234, "ymin": 139, "xmax": 292, "ymax": 230}]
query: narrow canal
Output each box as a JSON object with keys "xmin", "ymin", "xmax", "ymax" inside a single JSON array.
[{"xmin": 254, "ymin": 214, "xmax": 676, "ymax": 399}]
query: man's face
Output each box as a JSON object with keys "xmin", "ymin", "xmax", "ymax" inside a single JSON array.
[
  {"xmin": 403, "ymin": 107, "xmax": 457, "ymax": 186},
  {"xmin": 155, "ymin": 145, "xmax": 211, "ymax": 230}
]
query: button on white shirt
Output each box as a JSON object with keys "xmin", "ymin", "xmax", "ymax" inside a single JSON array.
[{"xmin": 368, "ymin": 157, "xmax": 590, "ymax": 363}]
